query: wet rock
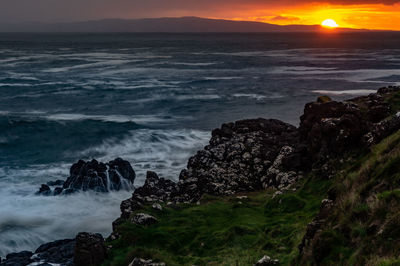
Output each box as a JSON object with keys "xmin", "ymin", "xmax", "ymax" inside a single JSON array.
[
  {"xmin": 131, "ymin": 213, "xmax": 158, "ymax": 226},
  {"xmin": 34, "ymin": 238, "xmax": 75, "ymax": 265},
  {"xmin": 254, "ymin": 255, "xmax": 279, "ymax": 265},
  {"xmin": 53, "ymin": 187, "xmax": 63, "ymax": 196},
  {"xmin": 63, "ymin": 158, "xmax": 135, "ymax": 192},
  {"xmin": 0, "ymin": 251, "xmax": 33, "ymax": 266},
  {"xmin": 37, "ymin": 184, "xmax": 51, "ymax": 196},
  {"xmin": 47, "ymin": 180, "xmax": 65, "ymax": 186},
  {"xmin": 128, "ymin": 258, "xmax": 166, "ymax": 266},
  {"xmin": 74, "ymin": 232, "xmax": 106, "ymax": 266}
]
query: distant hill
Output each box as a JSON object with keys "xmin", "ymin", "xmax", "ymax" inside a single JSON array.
[{"xmin": 0, "ymin": 17, "xmax": 367, "ymax": 33}]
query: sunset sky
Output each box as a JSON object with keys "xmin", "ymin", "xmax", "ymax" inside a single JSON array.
[{"xmin": 1, "ymin": 0, "xmax": 399, "ymax": 30}]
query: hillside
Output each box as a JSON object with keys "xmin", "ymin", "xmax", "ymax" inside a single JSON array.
[
  {"xmin": 0, "ymin": 17, "xmax": 366, "ymax": 33},
  {"xmin": 104, "ymin": 87, "xmax": 400, "ymax": 265}
]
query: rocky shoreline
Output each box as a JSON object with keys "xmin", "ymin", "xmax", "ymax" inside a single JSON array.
[{"xmin": 2, "ymin": 86, "xmax": 400, "ymax": 266}]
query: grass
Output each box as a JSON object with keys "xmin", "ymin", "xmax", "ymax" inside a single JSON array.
[
  {"xmin": 104, "ymin": 178, "xmax": 330, "ymax": 266},
  {"xmin": 303, "ymin": 130, "xmax": 400, "ymax": 265}
]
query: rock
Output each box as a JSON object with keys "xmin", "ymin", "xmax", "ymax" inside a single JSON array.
[
  {"xmin": 128, "ymin": 258, "xmax": 166, "ymax": 266},
  {"xmin": 299, "ymin": 88, "xmax": 399, "ymax": 162},
  {"xmin": 47, "ymin": 180, "xmax": 65, "ymax": 186},
  {"xmin": 131, "ymin": 213, "xmax": 158, "ymax": 226},
  {"xmin": 46, "ymin": 158, "xmax": 135, "ymax": 194},
  {"xmin": 178, "ymin": 119, "xmax": 301, "ymax": 200},
  {"xmin": 34, "ymin": 238, "xmax": 75, "ymax": 265},
  {"xmin": 254, "ymin": 255, "xmax": 279, "ymax": 265},
  {"xmin": 74, "ymin": 232, "xmax": 106, "ymax": 266},
  {"xmin": 53, "ymin": 187, "xmax": 63, "ymax": 196},
  {"xmin": 36, "ymin": 184, "xmax": 51, "ymax": 196},
  {"xmin": 317, "ymin": 95, "xmax": 332, "ymax": 103},
  {"xmin": 0, "ymin": 251, "xmax": 33, "ymax": 266},
  {"xmin": 152, "ymin": 203, "xmax": 162, "ymax": 211}
]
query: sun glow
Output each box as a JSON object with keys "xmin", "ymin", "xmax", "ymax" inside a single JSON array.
[{"xmin": 322, "ymin": 19, "xmax": 339, "ymax": 28}]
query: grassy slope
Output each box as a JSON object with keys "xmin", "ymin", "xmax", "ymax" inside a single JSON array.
[
  {"xmin": 104, "ymin": 177, "xmax": 331, "ymax": 266},
  {"xmin": 304, "ymin": 130, "xmax": 400, "ymax": 266},
  {"xmin": 105, "ymin": 90, "xmax": 400, "ymax": 266}
]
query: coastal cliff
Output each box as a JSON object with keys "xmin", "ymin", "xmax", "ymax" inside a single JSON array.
[{"xmin": 2, "ymin": 86, "xmax": 400, "ymax": 266}]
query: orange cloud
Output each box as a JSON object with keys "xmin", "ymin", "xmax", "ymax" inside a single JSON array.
[{"xmin": 223, "ymin": 3, "xmax": 400, "ymax": 30}]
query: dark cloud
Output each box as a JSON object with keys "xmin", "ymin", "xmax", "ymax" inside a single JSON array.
[{"xmin": 0, "ymin": 0, "xmax": 398, "ymax": 23}]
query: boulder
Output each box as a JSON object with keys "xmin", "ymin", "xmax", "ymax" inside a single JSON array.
[
  {"xmin": 254, "ymin": 255, "xmax": 279, "ymax": 265},
  {"xmin": 63, "ymin": 158, "xmax": 135, "ymax": 192},
  {"xmin": 0, "ymin": 251, "xmax": 33, "ymax": 266},
  {"xmin": 128, "ymin": 258, "xmax": 166, "ymax": 266},
  {"xmin": 34, "ymin": 238, "xmax": 75, "ymax": 265},
  {"xmin": 74, "ymin": 233, "xmax": 106, "ymax": 266},
  {"xmin": 36, "ymin": 184, "xmax": 51, "ymax": 196},
  {"xmin": 131, "ymin": 213, "xmax": 158, "ymax": 226},
  {"xmin": 152, "ymin": 203, "xmax": 162, "ymax": 211}
]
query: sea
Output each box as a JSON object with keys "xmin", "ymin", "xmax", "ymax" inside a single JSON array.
[{"xmin": 0, "ymin": 32, "xmax": 400, "ymax": 256}]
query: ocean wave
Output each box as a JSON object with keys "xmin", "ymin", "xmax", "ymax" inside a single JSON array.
[
  {"xmin": 44, "ymin": 113, "xmax": 178, "ymax": 125},
  {"xmin": 312, "ymin": 89, "xmax": 377, "ymax": 95},
  {"xmin": 0, "ymin": 185, "xmax": 130, "ymax": 257},
  {"xmin": 76, "ymin": 129, "xmax": 210, "ymax": 184},
  {"xmin": 232, "ymin": 93, "xmax": 267, "ymax": 101},
  {"xmin": 42, "ymin": 60, "xmax": 130, "ymax": 73},
  {"xmin": 170, "ymin": 62, "xmax": 220, "ymax": 66}
]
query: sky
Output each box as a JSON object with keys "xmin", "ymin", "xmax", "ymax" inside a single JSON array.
[{"xmin": 1, "ymin": 0, "xmax": 399, "ymax": 30}]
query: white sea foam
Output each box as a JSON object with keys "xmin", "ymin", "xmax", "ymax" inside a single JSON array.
[
  {"xmin": 0, "ymin": 127, "xmax": 209, "ymax": 256},
  {"xmin": 233, "ymin": 93, "xmax": 267, "ymax": 101},
  {"xmin": 76, "ymin": 129, "xmax": 210, "ymax": 184},
  {"xmin": 45, "ymin": 113, "xmax": 176, "ymax": 125},
  {"xmin": 0, "ymin": 183, "xmax": 130, "ymax": 257},
  {"xmin": 204, "ymin": 77, "xmax": 243, "ymax": 80},
  {"xmin": 174, "ymin": 94, "xmax": 221, "ymax": 100},
  {"xmin": 170, "ymin": 62, "xmax": 220, "ymax": 66},
  {"xmin": 42, "ymin": 60, "xmax": 130, "ymax": 73},
  {"xmin": 312, "ymin": 89, "xmax": 377, "ymax": 95}
]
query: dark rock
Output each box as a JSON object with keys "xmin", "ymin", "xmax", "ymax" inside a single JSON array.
[
  {"xmin": 61, "ymin": 158, "xmax": 135, "ymax": 193},
  {"xmin": 37, "ymin": 184, "xmax": 51, "ymax": 196},
  {"xmin": 47, "ymin": 180, "xmax": 65, "ymax": 186},
  {"xmin": 131, "ymin": 213, "xmax": 158, "ymax": 226},
  {"xmin": 74, "ymin": 232, "xmax": 106, "ymax": 266},
  {"xmin": 63, "ymin": 188, "xmax": 77, "ymax": 195},
  {"xmin": 34, "ymin": 238, "xmax": 75, "ymax": 265},
  {"xmin": 1, "ymin": 251, "xmax": 33, "ymax": 266},
  {"xmin": 178, "ymin": 118, "xmax": 301, "ymax": 199},
  {"xmin": 53, "ymin": 187, "xmax": 63, "ymax": 196}
]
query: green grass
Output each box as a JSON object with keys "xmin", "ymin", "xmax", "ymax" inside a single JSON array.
[
  {"xmin": 104, "ymin": 178, "xmax": 330, "ymax": 266},
  {"xmin": 301, "ymin": 130, "xmax": 400, "ymax": 265}
]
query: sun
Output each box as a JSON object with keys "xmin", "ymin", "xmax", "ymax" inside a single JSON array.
[{"xmin": 322, "ymin": 19, "xmax": 339, "ymax": 28}]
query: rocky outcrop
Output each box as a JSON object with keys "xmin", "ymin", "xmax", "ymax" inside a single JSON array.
[
  {"xmin": 37, "ymin": 158, "xmax": 135, "ymax": 195},
  {"xmin": 0, "ymin": 239, "xmax": 75, "ymax": 266},
  {"xmin": 299, "ymin": 87, "xmax": 398, "ymax": 162},
  {"xmin": 0, "ymin": 251, "xmax": 33, "ymax": 266},
  {"xmin": 116, "ymin": 119, "xmax": 305, "ymax": 223},
  {"xmin": 74, "ymin": 233, "xmax": 106, "ymax": 266},
  {"xmin": 178, "ymin": 119, "xmax": 301, "ymax": 197}
]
